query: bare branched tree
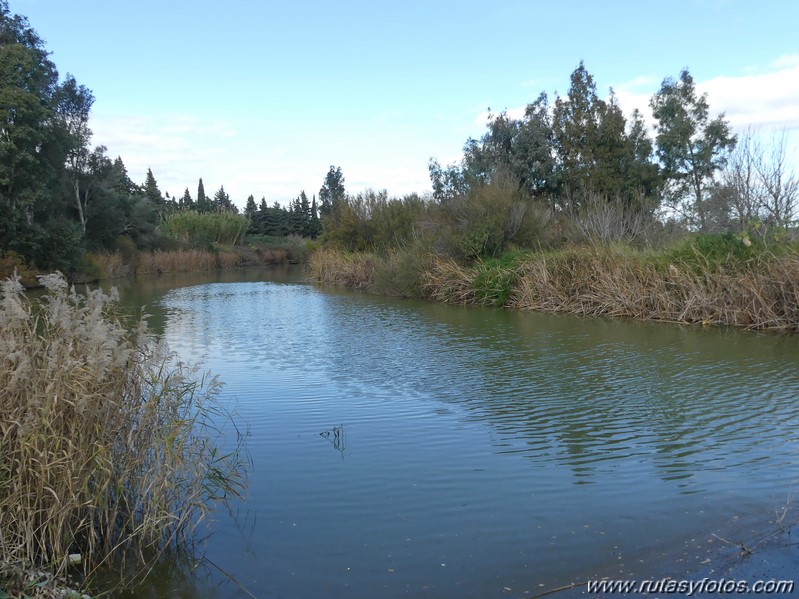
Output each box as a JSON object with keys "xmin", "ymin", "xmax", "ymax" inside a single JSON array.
[
  {"xmin": 757, "ymin": 129, "xmax": 798, "ymax": 227},
  {"xmin": 717, "ymin": 128, "xmax": 798, "ymax": 235},
  {"xmin": 573, "ymin": 192, "xmax": 655, "ymax": 245}
]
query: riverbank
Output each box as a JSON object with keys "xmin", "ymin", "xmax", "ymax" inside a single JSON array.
[
  {"xmin": 309, "ymin": 238, "xmax": 799, "ymax": 333},
  {"xmin": 2, "ymin": 236, "xmax": 311, "ymax": 289}
]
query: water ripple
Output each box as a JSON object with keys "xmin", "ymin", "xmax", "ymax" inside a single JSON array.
[{"xmin": 145, "ymin": 277, "xmax": 799, "ymax": 597}]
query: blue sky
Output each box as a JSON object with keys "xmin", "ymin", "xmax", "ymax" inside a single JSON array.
[{"xmin": 13, "ymin": 0, "xmax": 799, "ymax": 208}]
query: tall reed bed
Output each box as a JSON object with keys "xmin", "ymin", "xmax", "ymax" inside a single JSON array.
[
  {"xmin": 88, "ymin": 251, "xmax": 133, "ymax": 279},
  {"xmin": 422, "ymin": 246, "xmax": 799, "ymax": 332},
  {"xmin": 0, "ymin": 274, "xmax": 247, "ymax": 594},
  {"xmin": 308, "ymin": 248, "xmax": 377, "ymax": 289},
  {"xmin": 160, "ymin": 211, "xmax": 250, "ymax": 245},
  {"xmin": 136, "ymin": 249, "xmax": 241, "ymax": 274}
]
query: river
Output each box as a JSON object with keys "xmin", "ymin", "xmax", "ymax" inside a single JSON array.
[{"xmin": 109, "ymin": 266, "xmax": 799, "ymax": 598}]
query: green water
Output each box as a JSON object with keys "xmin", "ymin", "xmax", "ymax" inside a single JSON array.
[{"xmin": 107, "ymin": 266, "xmax": 799, "ymax": 598}]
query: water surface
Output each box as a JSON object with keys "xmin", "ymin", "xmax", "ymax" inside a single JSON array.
[{"xmin": 115, "ymin": 267, "xmax": 799, "ymax": 598}]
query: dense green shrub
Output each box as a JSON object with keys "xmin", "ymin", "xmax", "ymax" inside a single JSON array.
[{"xmin": 665, "ymin": 232, "xmax": 799, "ymax": 273}]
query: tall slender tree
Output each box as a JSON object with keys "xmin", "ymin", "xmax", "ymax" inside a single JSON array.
[
  {"xmin": 180, "ymin": 188, "xmax": 194, "ymax": 210},
  {"xmin": 56, "ymin": 75, "xmax": 96, "ymax": 233},
  {"xmin": 197, "ymin": 177, "xmax": 209, "ymax": 212},
  {"xmin": 143, "ymin": 168, "xmax": 164, "ymax": 209},
  {"xmin": 244, "ymin": 194, "xmax": 257, "ymax": 218},
  {"xmin": 651, "ymin": 69, "xmax": 736, "ymax": 229}
]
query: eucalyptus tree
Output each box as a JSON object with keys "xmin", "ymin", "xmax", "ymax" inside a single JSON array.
[
  {"xmin": 551, "ymin": 62, "xmax": 603, "ymax": 204},
  {"xmin": 428, "ymin": 158, "xmax": 468, "ymax": 202},
  {"xmin": 55, "ymin": 75, "xmax": 96, "ymax": 233},
  {"xmin": 512, "ymin": 92, "xmax": 556, "ymax": 199},
  {"xmin": 650, "ymin": 69, "xmax": 736, "ymax": 229}
]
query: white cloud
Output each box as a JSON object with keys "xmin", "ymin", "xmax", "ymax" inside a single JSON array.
[
  {"xmin": 770, "ymin": 54, "xmax": 799, "ymax": 69},
  {"xmin": 698, "ymin": 61, "xmax": 799, "ymax": 130},
  {"xmin": 612, "ymin": 56, "xmax": 799, "ymax": 134},
  {"xmin": 91, "ymin": 112, "xmax": 239, "ymax": 194}
]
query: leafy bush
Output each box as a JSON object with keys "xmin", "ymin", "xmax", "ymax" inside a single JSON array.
[{"xmin": 437, "ymin": 178, "xmax": 554, "ymax": 259}]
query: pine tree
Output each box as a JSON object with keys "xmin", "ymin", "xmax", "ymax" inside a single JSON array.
[
  {"xmin": 245, "ymin": 194, "xmax": 257, "ymax": 218},
  {"xmin": 180, "ymin": 188, "xmax": 194, "ymax": 210},
  {"xmin": 213, "ymin": 185, "xmax": 233, "ymax": 212},
  {"xmin": 143, "ymin": 168, "xmax": 164, "ymax": 205}
]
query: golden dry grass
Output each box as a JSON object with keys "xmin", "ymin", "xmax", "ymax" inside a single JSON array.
[
  {"xmin": 308, "ymin": 248, "xmax": 377, "ymax": 289},
  {"xmin": 135, "ymin": 249, "xmax": 242, "ymax": 275},
  {"xmin": 504, "ymin": 248, "xmax": 799, "ymax": 331},
  {"xmin": 88, "ymin": 251, "xmax": 132, "ymax": 279},
  {"xmin": 371, "ymin": 246, "xmax": 799, "ymax": 332}
]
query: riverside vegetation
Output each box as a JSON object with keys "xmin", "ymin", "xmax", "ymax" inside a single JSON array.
[
  {"xmin": 6, "ymin": 0, "xmax": 796, "ymax": 332},
  {"xmin": 307, "ymin": 64, "xmax": 798, "ymax": 333},
  {"xmin": 0, "ymin": 273, "xmax": 248, "ymax": 597},
  {"xmin": 309, "ymin": 188, "xmax": 799, "ymax": 332}
]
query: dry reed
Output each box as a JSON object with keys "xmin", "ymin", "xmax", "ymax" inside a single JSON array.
[
  {"xmin": 136, "ymin": 249, "xmax": 242, "ymax": 275},
  {"xmin": 508, "ymin": 249, "xmax": 799, "ymax": 330},
  {"xmin": 423, "ymin": 248, "xmax": 799, "ymax": 332},
  {"xmin": 88, "ymin": 251, "xmax": 132, "ymax": 279},
  {"xmin": 0, "ymin": 273, "xmax": 247, "ymax": 593},
  {"xmin": 308, "ymin": 248, "xmax": 377, "ymax": 289}
]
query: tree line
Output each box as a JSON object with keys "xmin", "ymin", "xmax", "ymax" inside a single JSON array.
[
  {"xmin": 0, "ymin": 2, "xmax": 335, "ymax": 274},
  {"xmin": 2, "ymin": 0, "xmax": 796, "ymax": 276},
  {"xmin": 428, "ymin": 61, "xmax": 795, "ymax": 238}
]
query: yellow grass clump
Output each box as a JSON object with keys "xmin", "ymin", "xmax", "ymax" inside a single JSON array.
[
  {"xmin": 308, "ymin": 248, "xmax": 377, "ymax": 289},
  {"xmin": 88, "ymin": 251, "xmax": 132, "ymax": 279},
  {"xmin": 135, "ymin": 249, "xmax": 242, "ymax": 275}
]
